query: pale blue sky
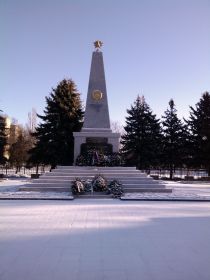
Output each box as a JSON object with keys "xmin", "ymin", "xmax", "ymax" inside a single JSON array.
[{"xmin": 1, "ymin": 0, "xmax": 210, "ymax": 126}]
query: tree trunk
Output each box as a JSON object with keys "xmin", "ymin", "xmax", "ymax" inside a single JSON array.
[
  {"xmin": 169, "ymin": 164, "xmax": 173, "ymax": 180},
  {"xmin": 208, "ymin": 166, "xmax": 210, "ymax": 177},
  {"xmin": 36, "ymin": 164, "xmax": 39, "ymax": 174}
]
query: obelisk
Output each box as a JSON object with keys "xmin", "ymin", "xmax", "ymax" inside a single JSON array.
[
  {"xmin": 73, "ymin": 41, "xmax": 120, "ymax": 164},
  {"xmin": 83, "ymin": 43, "xmax": 111, "ymax": 131}
]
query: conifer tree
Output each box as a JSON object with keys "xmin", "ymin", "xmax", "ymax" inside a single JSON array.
[
  {"xmin": 161, "ymin": 99, "xmax": 186, "ymax": 179},
  {"xmin": 0, "ymin": 112, "xmax": 7, "ymax": 164},
  {"xmin": 186, "ymin": 92, "xmax": 210, "ymax": 175},
  {"xmin": 28, "ymin": 79, "xmax": 83, "ymax": 167},
  {"xmin": 121, "ymin": 96, "xmax": 161, "ymax": 169}
]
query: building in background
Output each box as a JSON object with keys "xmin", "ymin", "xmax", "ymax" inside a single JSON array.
[{"xmin": 0, "ymin": 115, "xmax": 21, "ymax": 160}]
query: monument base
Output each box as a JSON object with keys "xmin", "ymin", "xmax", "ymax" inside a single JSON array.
[{"xmin": 73, "ymin": 130, "xmax": 120, "ymax": 165}]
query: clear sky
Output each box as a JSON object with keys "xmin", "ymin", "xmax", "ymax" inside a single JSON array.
[{"xmin": 1, "ymin": 0, "xmax": 210, "ymax": 126}]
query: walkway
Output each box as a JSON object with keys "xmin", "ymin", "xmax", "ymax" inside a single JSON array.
[{"xmin": 0, "ymin": 200, "xmax": 210, "ymax": 280}]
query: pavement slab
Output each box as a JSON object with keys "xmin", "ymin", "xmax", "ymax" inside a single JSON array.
[{"xmin": 0, "ymin": 200, "xmax": 210, "ymax": 280}]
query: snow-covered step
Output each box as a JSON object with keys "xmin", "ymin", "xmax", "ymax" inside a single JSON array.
[
  {"xmin": 56, "ymin": 166, "xmax": 137, "ymax": 170},
  {"xmin": 123, "ymin": 188, "xmax": 172, "ymax": 193},
  {"xmin": 44, "ymin": 173, "xmax": 148, "ymax": 178},
  {"xmin": 42, "ymin": 175, "xmax": 147, "ymax": 180},
  {"xmin": 35, "ymin": 178, "xmax": 154, "ymax": 182},
  {"xmin": 20, "ymin": 186, "xmax": 70, "ymax": 192},
  {"xmin": 19, "ymin": 166, "xmax": 169, "ymax": 193},
  {"xmin": 53, "ymin": 168, "xmax": 142, "ymax": 173},
  {"xmin": 22, "ymin": 181, "xmax": 161, "ymax": 188}
]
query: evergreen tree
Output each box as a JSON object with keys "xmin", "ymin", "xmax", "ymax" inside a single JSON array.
[
  {"xmin": 161, "ymin": 99, "xmax": 186, "ymax": 179},
  {"xmin": 28, "ymin": 79, "xmax": 83, "ymax": 167},
  {"xmin": 186, "ymin": 92, "xmax": 210, "ymax": 175},
  {"xmin": 121, "ymin": 96, "xmax": 161, "ymax": 169},
  {"xmin": 0, "ymin": 112, "xmax": 7, "ymax": 164}
]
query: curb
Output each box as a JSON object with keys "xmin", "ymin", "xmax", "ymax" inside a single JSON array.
[
  {"xmin": 120, "ymin": 198, "xmax": 210, "ymax": 202},
  {"xmin": 0, "ymin": 197, "xmax": 74, "ymax": 201}
]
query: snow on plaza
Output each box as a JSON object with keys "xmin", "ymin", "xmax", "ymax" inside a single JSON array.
[{"xmin": 0, "ymin": 180, "xmax": 210, "ymax": 280}]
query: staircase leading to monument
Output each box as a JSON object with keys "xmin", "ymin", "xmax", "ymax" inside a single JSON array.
[{"xmin": 19, "ymin": 166, "xmax": 171, "ymax": 193}]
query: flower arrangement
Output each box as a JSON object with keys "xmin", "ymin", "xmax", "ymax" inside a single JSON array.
[
  {"xmin": 92, "ymin": 174, "xmax": 107, "ymax": 192},
  {"xmin": 71, "ymin": 178, "xmax": 85, "ymax": 194},
  {"xmin": 76, "ymin": 152, "xmax": 123, "ymax": 167},
  {"xmin": 71, "ymin": 175, "xmax": 124, "ymax": 198},
  {"xmin": 108, "ymin": 180, "xmax": 124, "ymax": 198},
  {"xmin": 84, "ymin": 179, "xmax": 92, "ymax": 192}
]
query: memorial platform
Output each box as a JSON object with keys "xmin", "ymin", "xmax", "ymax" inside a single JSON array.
[{"xmin": 19, "ymin": 166, "xmax": 171, "ymax": 193}]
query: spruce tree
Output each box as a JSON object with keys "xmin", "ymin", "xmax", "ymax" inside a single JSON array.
[
  {"xmin": 161, "ymin": 99, "xmax": 186, "ymax": 179},
  {"xmin": 186, "ymin": 92, "xmax": 210, "ymax": 175},
  {"xmin": 28, "ymin": 79, "xmax": 83, "ymax": 167},
  {"xmin": 121, "ymin": 96, "xmax": 161, "ymax": 169},
  {"xmin": 0, "ymin": 112, "xmax": 7, "ymax": 164}
]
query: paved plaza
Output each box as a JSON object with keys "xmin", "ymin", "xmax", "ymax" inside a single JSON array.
[{"xmin": 0, "ymin": 199, "xmax": 210, "ymax": 280}]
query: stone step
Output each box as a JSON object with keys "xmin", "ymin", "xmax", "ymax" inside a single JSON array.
[
  {"xmin": 20, "ymin": 182, "xmax": 165, "ymax": 190},
  {"xmin": 20, "ymin": 183, "xmax": 71, "ymax": 189},
  {"xmin": 19, "ymin": 186, "xmax": 71, "ymax": 192},
  {"xmin": 20, "ymin": 166, "xmax": 170, "ymax": 193},
  {"xmin": 75, "ymin": 194, "xmax": 113, "ymax": 199},
  {"xmin": 123, "ymin": 182, "xmax": 165, "ymax": 188},
  {"xmin": 43, "ymin": 173, "xmax": 147, "ymax": 178},
  {"xmin": 19, "ymin": 186, "xmax": 170, "ymax": 194},
  {"xmin": 56, "ymin": 166, "xmax": 137, "ymax": 170},
  {"xmin": 22, "ymin": 181, "xmax": 161, "ymax": 187},
  {"xmin": 34, "ymin": 181, "xmax": 156, "ymax": 186},
  {"xmin": 123, "ymin": 188, "xmax": 172, "ymax": 193},
  {"xmin": 50, "ymin": 168, "xmax": 144, "ymax": 172},
  {"xmin": 114, "ymin": 179, "xmax": 157, "ymax": 183},
  {"xmin": 35, "ymin": 177, "xmax": 154, "ymax": 183},
  {"xmin": 53, "ymin": 167, "xmax": 141, "ymax": 171}
]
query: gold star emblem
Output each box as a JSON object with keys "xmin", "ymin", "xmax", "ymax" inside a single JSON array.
[
  {"xmin": 94, "ymin": 40, "xmax": 103, "ymax": 49},
  {"xmin": 92, "ymin": 90, "xmax": 103, "ymax": 100}
]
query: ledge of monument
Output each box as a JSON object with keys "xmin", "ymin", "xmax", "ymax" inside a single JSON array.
[
  {"xmin": 82, "ymin": 128, "xmax": 112, "ymax": 132},
  {"xmin": 73, "ymin": 130, "xmax": 120, "ymax": 137}
]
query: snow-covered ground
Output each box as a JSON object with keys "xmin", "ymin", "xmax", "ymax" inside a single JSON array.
[
  {"xmin": 0, "ymin": 199, "xmax": 210, "ymax": 280},
  {"xmin": 0, "ymin": 178, "xmax": 73, "ymax": 200},
  {"xmin": 122, "ymin": 181, "xmax": 210, "ymax": 201},
  {"xmin": 0, "ymin": 178, "xmax": 30, "ymax": 191}
]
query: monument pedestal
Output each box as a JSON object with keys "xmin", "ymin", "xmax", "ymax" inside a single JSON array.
[{"xmin": 73, "ymin": 130, "xmax": 120, "ymax": 164}]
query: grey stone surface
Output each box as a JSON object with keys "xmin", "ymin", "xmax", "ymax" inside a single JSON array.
[
  {"xmin": 83, "ymin": 51, "xmax": 110, "ymax": 129},
  {"xmin": 73, "ymin": 49, "xmax": 120, "ymax": 163},
  {"xmin": 73, "ymin": 131, "xmax": 120, "ymax": 162}
]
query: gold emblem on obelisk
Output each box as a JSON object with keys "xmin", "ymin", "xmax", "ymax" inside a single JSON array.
[{"xmin": 92, "ymin": 90, "xmax": 103, "ymax": 101}]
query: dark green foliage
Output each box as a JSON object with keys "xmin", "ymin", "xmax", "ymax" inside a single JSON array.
[
  {"xmin": 92, "ymin": 174, "xmax": 107, "ymax": 192},
  {"xmin": 186, "ymin": 92, "xmax": 210, "ymax": 175},
  {"xmin": 28, "ymin": 79, "xmax": 84, "ymax": 167},
  {"xmin": 71, "ymin": 178, "xmax": 85, "ymax": 194},
  {"xmin": 108, "ymin": 180, "xmax": 123, "ymax": 198},
  {"xmin": 161, "ymin": 99, "xmax": 186, "ymax": 179},
  {"xmin": 0, "ymin": 113, "xmax": 7, "ymax": 164},
  {"xmin": 71, "ymin": 176, "xmax": 123, "ymax": 198},
  {"xmin": 76, "ymin": 151, "xmax": 123, "ymax": 166},
  {"xmin": 121, "ymin": 96, "xmax": 162, "ymax": 169}
]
